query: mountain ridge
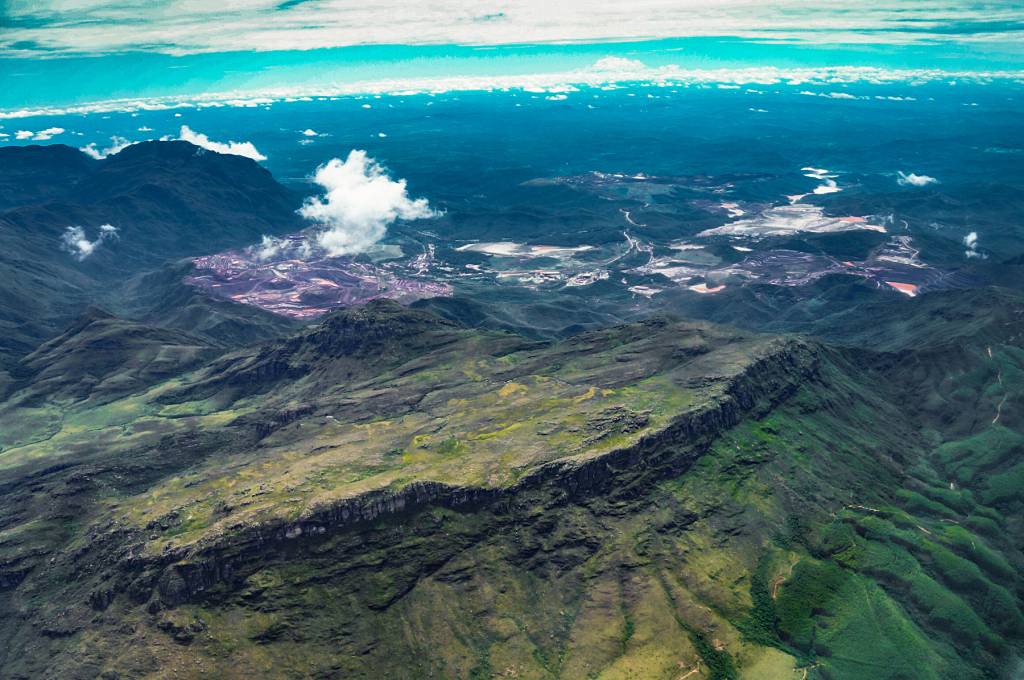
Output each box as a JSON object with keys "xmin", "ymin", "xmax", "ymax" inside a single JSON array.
[
  {"xmin": 0, "ymin": 141, "xmax": 305, "ymax": 378},
  {"xmin": 0, "ymin": 142, "xmax": 1021, "ymax": 680},
  {"xmin": 0, "ymin": 292, "xmax": 1021, "ymax": 678}
]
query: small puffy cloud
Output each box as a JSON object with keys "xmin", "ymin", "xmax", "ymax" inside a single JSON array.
[
  {"xmin": 256, "ymin": 235, "xmax": 286, "ymax": 260},
  {"xmin": 60, "ymin": 224, "xmax": 118, "ymax": 261},
  {"xmin": 801, "ymin": 167, "xmax": 832, "ymax": 180},
  {"xmin": 254, "ymin": 235, "xmax": 313, "ymax": 262},
  {"xmin": 138, "ymin": 126, "xmax": 153, "ymax": 132},
  {"xmin": 963, "ymin": 231, "xmax": 986, "ymax": 259},
  {"xmin": 178, "ymin": 125, "xmax": 266, "ymax": 161},
  {"xmin": 32, "ymin": 127, "xmax": 65, "ymax": 140},
  {"xmin": 298, "ymin": 128, "xmax": 329, "ymax": 144},
  {"xmin": 812, "ymin": 178, "xmax": 841, "ymax": 195},
  {"xmin": 80, "ymin": 136, "xmax": 132, "ymax": 159},
  {"xmin": 897, "ymin": 171, "xmax": 938, "ymax": 187},
  {"xmin": 299, "ymin": 150, "xmax": 438, "ymax": 257},
  {"xmin": 15, "ymin": 130, "xmax": 33, "ymax": 140}
]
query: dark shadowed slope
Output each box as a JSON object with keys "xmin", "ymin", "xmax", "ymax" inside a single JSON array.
[
  {"xmin": 8, "ymin": 307, "xmax": 216, "ymax": 407},
  {"xmin": 0, "ymin": 141, "xmax": 304, "ymax": 380}
]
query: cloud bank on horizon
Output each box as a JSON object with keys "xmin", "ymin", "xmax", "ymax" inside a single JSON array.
[
  {"xmin": 3, "ymin": 0, "xmax": 1023, "ymax": 55},
  {"xmin": 1, "ymin": 1, "xmax": 1021, "ymax": 122},
  {"xmin": 4, "ymin": 60, "xmax": 1021, "ymax": 122}
]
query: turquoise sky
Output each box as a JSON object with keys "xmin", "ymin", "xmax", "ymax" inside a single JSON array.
[{"xmin": 1, "ymin": 1, "xmax": 1022, "ymax": 116}]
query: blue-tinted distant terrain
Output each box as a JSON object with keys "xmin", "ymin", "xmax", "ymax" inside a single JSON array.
[{"xmin": 4, "ymin": 76, "xmax": 1021, "ymax": 335}]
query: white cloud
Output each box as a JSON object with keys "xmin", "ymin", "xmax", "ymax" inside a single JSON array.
[
  {"xmin": 60, "ymin": 224, "xmax": 118, "ymax": 261},
  {"xmin": 253, "ymin": 235, "xmax": 313, "ymax": 261},
  {"xmin": 802, "ymin": 167, "xmax": 831, "ymax": 180},
  {"xmin": 590, "ymin": 56, "xmax": 648, "ymax": 74},
  {"xmin": 15, "ymin": 130, "xmax": 33, "ymax": 140},
  {"xmin": 80, "ymin": 136, "xmax": 132, "ymax": 159},
  {"xmin": 897, "ymin": 171, "xmax": 938, "ymax": 187},
  {"xmin": 255, "ymin": 235, "xmax": 286, "ymax": 261},
  {"xmin": 798, "ymin": 90, "xmax": 865, "ymax": 100},
  {"xmin": 812, "ymin": 178, "xmax": 841, "ymax": 195},
  {"xmin": 299, "ymin": 150, "xmax": 438, "ymax": 257},
  {"xmin": 2, "ymin": 63, "xmax": 1022, "ymax": 120},
  {"xmin": 299, "ymin": 128, "xmax": 329, "ymax": 141},
  {"xmin": 9, "ymin": 1, "xmax": 1023, "ymax": 57},
  {"xmin": 32, "ymin": 127, "xmax": 65, "ymax": 140},
  {"xmin": 802, "ymin": 167, "xmax": 842, "ymax": 195},
  {"xmin": 963, "ymin": 231, "xmax": 986, "ymax": 259},
  {"xmin": 178, "ymin": 125, "xmax": 266, "ymax": 161},
  {"xmin": 138, "ymin": 125, "xmax": 153, "ymax": 132}
]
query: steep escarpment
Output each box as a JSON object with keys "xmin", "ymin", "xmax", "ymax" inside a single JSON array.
[
  {"xmin": 0, "ymin": 299, "xmax": 1022, "ymax": 680},
  {"xmin": 0, "ymin": 336, "xmax": 947, "ymax": 680},
  {"xmin": 0, "ymin": 311, "xmax": 816, "ymax": 678},
  {"xmin": 119, "ymin": 337, "xmax": 819, "ymax": 608}
]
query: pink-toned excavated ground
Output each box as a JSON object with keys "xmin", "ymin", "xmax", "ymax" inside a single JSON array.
[
  {"xmin": 688, "ymin": 282, "xmax": 726, "ymax": 294},
  {"xmin": 885, "ymin": 281, "xmax": 919, "ymax": 297},
  {"xmin": 185, "ymin": 250, "xmax": 452, "ymax": 319}
]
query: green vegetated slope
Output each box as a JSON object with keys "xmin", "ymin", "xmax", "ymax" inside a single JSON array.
[{"xmin": 0, "ymin": 291, "xmax": 1021, "ymax": 680}]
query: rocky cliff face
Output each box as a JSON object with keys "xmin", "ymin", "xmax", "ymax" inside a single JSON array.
[
  {"xmin": 4, "ymin": 332, "xmax": 824, "ymax": 677},
  {"xmin": 1, "ymin": 300, "xmax": 1022, "ymax": 680}
]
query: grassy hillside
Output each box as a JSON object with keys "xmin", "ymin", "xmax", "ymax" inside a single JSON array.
[{"xmin": 0, "ymin": 291, "xmax": 1021, "ymax": 679}]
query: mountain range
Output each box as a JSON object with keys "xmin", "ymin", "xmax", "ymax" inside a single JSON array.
[{"xmin": 0, "ymin": 142, "xmax": 1021, "ymax": 680}]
